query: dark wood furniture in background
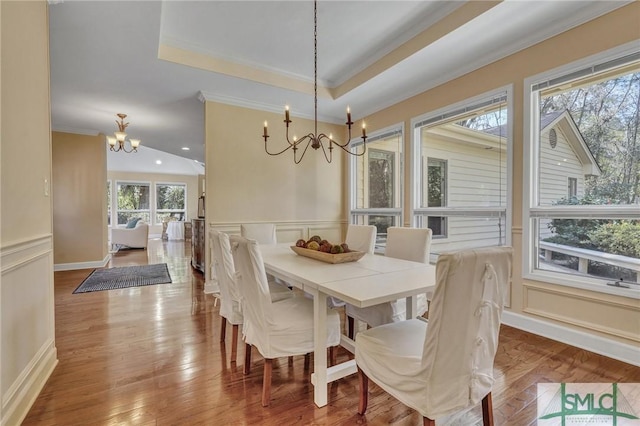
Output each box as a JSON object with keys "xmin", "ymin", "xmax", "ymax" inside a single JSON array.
[{"xmin": 191, "ymin": 218, "xmax": 205, "ymax": 273}]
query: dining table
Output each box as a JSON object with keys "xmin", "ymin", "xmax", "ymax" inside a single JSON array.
[{"xmin": 259, "ymin": 243, "xmax": 436, "ymax": 408}]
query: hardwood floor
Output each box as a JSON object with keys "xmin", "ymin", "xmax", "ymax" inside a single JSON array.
[{"xmin": 23, "ymin": 239, "xmax": 640, "ymax": 425}]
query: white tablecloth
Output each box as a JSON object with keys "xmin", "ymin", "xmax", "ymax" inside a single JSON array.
[{"xmin": 167, "ymin": 221, "xmax": 185, "ymax": 240}]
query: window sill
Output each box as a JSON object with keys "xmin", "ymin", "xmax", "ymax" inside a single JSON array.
[{"xmin": 524, "ymin": 270, "xmax": 640, "ymax": 299}]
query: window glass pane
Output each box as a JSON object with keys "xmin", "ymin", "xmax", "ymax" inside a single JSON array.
[
  {"xmin": 414, "ymin": 93, "xmax": 508, "ymax": 253},
  {"xmin": 529, "ymin": 54, "xmax": 640, "ymax": 290},
  {"xmin": 350, "ymin": 129, "xmax": 403, "ymax": 248},
  {"xmin": 537, "ymin": 68, "xmax": 640, "ymax": 207},
  {"xmin": 354, "ymin": 133, "xmax": 402, "ymax": 209},
  {"xmin": 116, "ymin": 182, "xmax": 150, "ymax": 225},
  {"xmin": 107, "ymin": 180, "xmax": 111, "ymax": 226},
  {"xmin": 156, "ymin": 183, "xmax": 186, "ymax": 223},
  {"xmin": 536, "ymin": 218, "xmax": 639, "ymax": 286},
  {"xmin": 368, "ymin": 150, "xmax": 394, "ymax": 208}
]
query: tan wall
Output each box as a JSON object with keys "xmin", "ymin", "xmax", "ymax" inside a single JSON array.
[
  {"xmin": 52, "ymin": 132, "xmax": 108, "ymax": 265},
  {"xmin": 108, "ymin": 170, "xmax": 199, "ymax": 236},
  {"xmin": 204, "ymin": 101, "xmax": 348, "ymax": 284},
  {"xmin": 0, "ymin": 2, "xmax": 58, "ymax": 425},
  {"xmin": 362, "ymin": 3, "xmax": 640, "ymax": 347},
  {"xmin": 204, "ymin": 101, "xmax": 346, "ymax": 225},
  {"xmin": 1, "ymin": 2, "xmax": 53, "ymax": 244}
]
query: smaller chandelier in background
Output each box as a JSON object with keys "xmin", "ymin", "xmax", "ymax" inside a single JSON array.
[{"xmin": 106, "ymin": 113, "xmax": 140, "ymax": 153}]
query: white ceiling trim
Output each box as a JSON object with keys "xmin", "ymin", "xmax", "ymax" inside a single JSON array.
[
  {"xmin": 52, "ymin": 126, "xmax": 101, "ymax": 137},
  {"xmin": 197, "ymin": 90, "xmax": 342, "ymax": 124}
]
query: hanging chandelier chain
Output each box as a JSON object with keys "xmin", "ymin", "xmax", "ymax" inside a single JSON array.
[
  {"xmin": 314, "ymin": 0, "xmax": 318, "ymax": 138},
  {"xmin": 261, "ymin": 0, "xmax": 367, "ymax": 163}
]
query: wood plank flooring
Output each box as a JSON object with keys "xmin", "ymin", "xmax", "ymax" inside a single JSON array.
[{"xmin": 23, "ymin": 239, "xmax": 640, "ymax": 425}]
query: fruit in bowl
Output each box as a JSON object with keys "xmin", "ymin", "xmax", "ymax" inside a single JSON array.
[
  {"xmin": 295, "ymin": 239, "xmax": 306, "ymax": 248},
  {"xmin": 330, "ymin": 244, "xmax": 344, "ymax": 254},
  {"xmin": 307, "ymin": 241, "xmax": 320, "ymax": 251}
]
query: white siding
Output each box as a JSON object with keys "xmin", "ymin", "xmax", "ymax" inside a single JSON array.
[
  {"xmin": 539, "ymin": 125, "xmax": 585, "ymax": 239},
  {"xmin": 420, "ymin": 131, "xmax": 507, "ymax": 254}
]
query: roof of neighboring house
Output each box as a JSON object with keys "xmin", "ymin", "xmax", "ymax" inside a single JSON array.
[{"xmin": 480, "ymin": 109, "xmax": 601, "ymax": 176}]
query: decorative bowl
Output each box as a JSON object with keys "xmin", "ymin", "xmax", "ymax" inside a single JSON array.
[{"xmin": 290, "ymin": 246, "xmax": 365, "ymax": 264}]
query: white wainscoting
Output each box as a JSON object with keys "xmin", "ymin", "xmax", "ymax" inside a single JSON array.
[
  {"xmin": 205, "ymin": 220, "xmax": 347, "ymax": 292},
  {"xmin": 1, "ymin": 235, "xmax": 58, "ymax": 426}
]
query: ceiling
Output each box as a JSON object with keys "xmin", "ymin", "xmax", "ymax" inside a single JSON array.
[{"xmin": 48, "ymin": 0, "xmax": 631, "ymax": 165}]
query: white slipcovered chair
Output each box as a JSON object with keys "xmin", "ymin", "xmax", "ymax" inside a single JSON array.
[
  {"xmin": 210, "ymin": 230, "xmax": 294, "ymax": 364},
  {"xmin": 356, "ymin": 246, "xmax": 512, "ymax": 425},
  {"xmin": 346, "ymin": 227, "xmax": 431, "ymax": 330},
  {"xmin": 110, "ymin": 221, "xmax": 149, "ymax": 250},
  {"xmin": 230, "ymin": 235, "xmax": 341, "ymax": 407},
  {"xmin": 240, "ymin": 223, "xmax": 277, "ymax": 245},
  {"xmin": 345, "ymin": 224, "xmax": 377, "ymax": 254}
]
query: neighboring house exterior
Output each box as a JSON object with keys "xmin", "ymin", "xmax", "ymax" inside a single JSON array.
[
  {"xmin": 354, "ymin": 110, "xmax": 600, "ymax": 254},
  {"xmin": 537, "ymin": 110, "xmax": 601, "ymax": 239}
]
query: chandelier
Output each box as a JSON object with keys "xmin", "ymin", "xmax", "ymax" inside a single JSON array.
[
  {"xmin": 106, "ymin": 113, "xmax": 140, "ymax": 153},
  {"xmin": 262, "ymin": 0, "xmax": 367, "ymax": 164}
]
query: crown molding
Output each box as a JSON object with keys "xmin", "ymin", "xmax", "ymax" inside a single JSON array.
[
  {"xmin": 51, "ymin": 126, "xmax": 101, "ymax": 136},
  {"xmin": 197, "ymin": 91, "xmax": 342, "ymax": 124}
]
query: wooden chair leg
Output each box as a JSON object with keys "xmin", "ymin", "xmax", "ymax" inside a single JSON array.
[
  {"xmin": 423, "ymin": 418, "xmax": 436, "ymax": 426},
  {"xmin": 328, "ymin": 346, "xmax": 337, "ymax": 366},
  {"xmin": 482, "ymin": 392, "xmax": 494, "ymax": 426},
  {"xmin": 304, "ymin": 353, "xmax": 310, "ymax": 370},
  {"xmin": 261, "ymin": 359, "xmax": 273, "ymax": 407},
  {"xmin": 220, "ymin": 317, "xmax": 227, "ymax": 342},
  {"xmin": 347, "ymin": 315, "xmax": 355, "ymax": 339},
  {"xmin": 357, "ymin": 367, "xmax": 369, "ymax": 415},
  {"xmin": 244, "ymin": 343, "xmax": 252, "ymax": 375},
  {"xmin": 231, "ymin": 324, "xmax": 239, "ymax": 363}
]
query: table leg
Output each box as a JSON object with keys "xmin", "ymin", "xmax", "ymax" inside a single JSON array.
[
  {"xmin": 405, "ymin": 295, "xmax": 417, "ymax": 320},
  {"xmin": 313, "ymin": 289, "xmax": 328, "ymax": 407}
]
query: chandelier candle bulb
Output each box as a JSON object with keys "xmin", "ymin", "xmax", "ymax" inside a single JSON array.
[
  {"xmin": 285, "ymin": 106, "xmax": 290, "ymax": 122},
  {"xmin": 347, "ymin": 106, "xmax": 351, "ymax": 124},
  {"xmin": 263, "ymin": 121, "xmax": 268, "ymax": 138},
  {"xmin": 362, "ymin": 122, "xmax": 366, "ymax": 137}
]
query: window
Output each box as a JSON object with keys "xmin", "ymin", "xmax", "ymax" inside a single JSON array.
[
  {"xmin": 427, "ymin": 158, "xmax": 447, "ymax": 237},
  {"xmin": 116, "ymin": 181, "xmax": 150, "ymax": 225},
  {"xmin": 567, "ymin": 177, "xmax": 577, "ymax": 200},
  {"xmin": 349, "ymin": 126, "xmax": 403, "ymax": 247},
  {"xmin": 156, "ymin": 183, "xmax": 186, "ymax": 223},
  {"xmin": 107, "ymin": 180, "xmax": 111, "ymax": 226},
  {"xmin": 524, "ymin": 45, "xmax": 640, "ymax": 294},
  {"xmin": 412, "ymin": 89, "xmax": 511, "ymax": 257}
]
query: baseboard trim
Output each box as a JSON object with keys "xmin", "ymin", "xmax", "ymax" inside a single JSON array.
[
  {"xmin": 502, "ymin": 311, "xmax": 640, "ymax": 367},
  {"xmin": 1, "ymin": 341, "xmax": 57, "ymax": 426},
  {"xmin": 54, "ymin": 253, "xmax": 111, "ymax": 271}
]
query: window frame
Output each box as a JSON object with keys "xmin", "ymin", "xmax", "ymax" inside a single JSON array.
[
  {"xmin": 426, "ymin": 157, "xmax": 448, "ymax": 238},
  {"xmin": 115, "ymin": 180, "xmax": 152, "ymax": 226},
  {"xmin": 107, "ymin": 179, "xmax": 112, "ymax": 226},
  {"xmin": 348, "ymin": 124, "xmax": 404, "ymax": 249},
  {"xmin": 410, "ymin": 86, "xmax": 513, "ymax": 252},
  {"xmin": 567, "ymin": 177, "xmax": 578, "ymax": 200},
  {"xmin": 522, "ymin": 40, "xmax": 640, "ymax": 298},
  {"xmin": 154, "ymin": 182, "xmax": 187, "ymax": 225}
]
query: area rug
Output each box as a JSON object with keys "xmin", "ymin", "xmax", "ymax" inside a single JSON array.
[{"xmin": 73, "ymin": 263, "xmax": 172, "ymax": 294}]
